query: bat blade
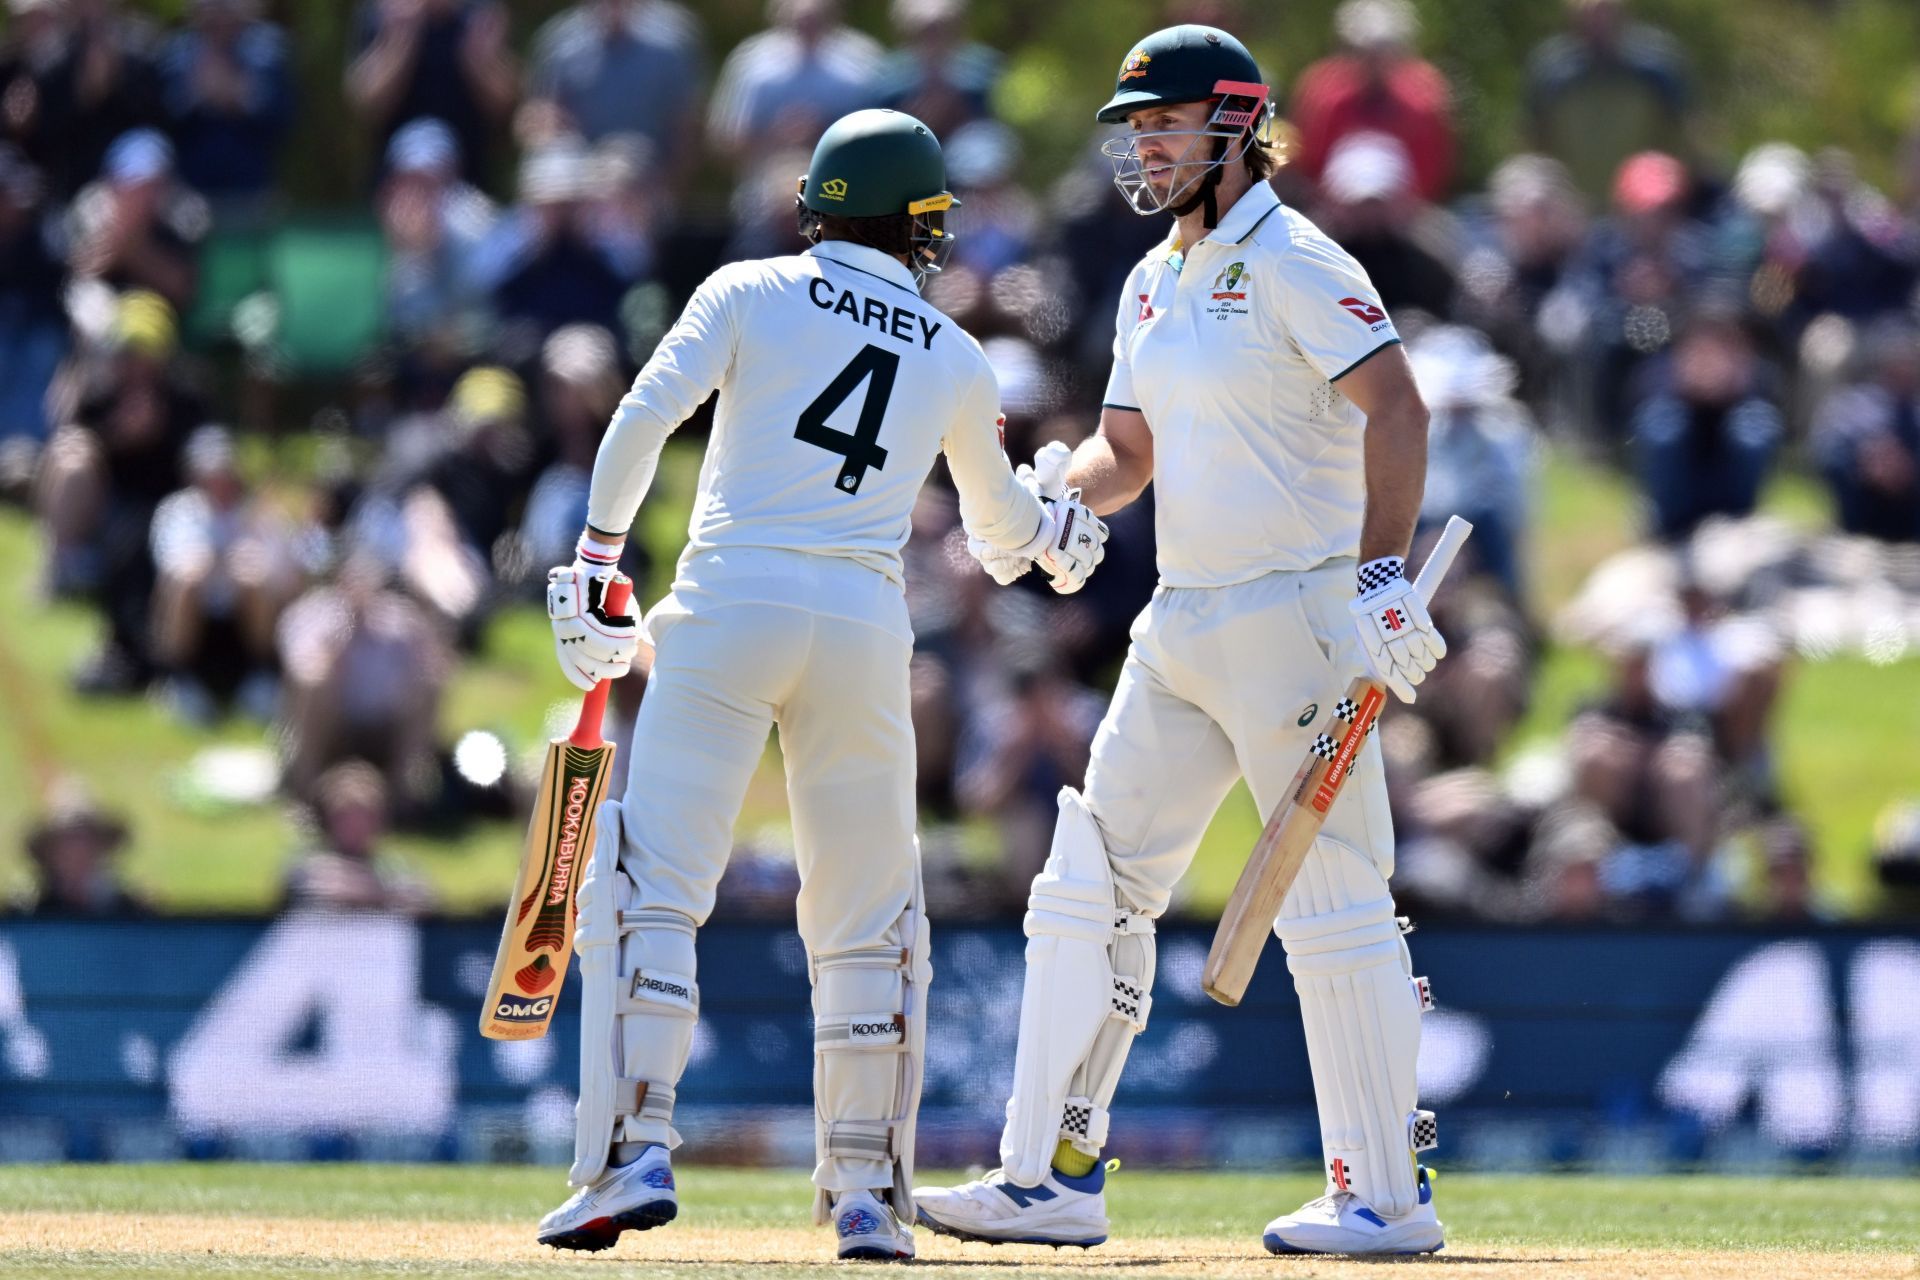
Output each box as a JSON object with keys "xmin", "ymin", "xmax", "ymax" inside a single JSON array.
[
  {"xmin": 478, "ymin": 737, "xmax": 617, "ymax": 1039},
  {"xmin": 1202, "ymin": 677, "xmax": 1383, "ymax": 1005},
  {"xmin": 479, "ymin": 575, "xmax": 631, "ymax": 1041},
  {"xmin": 1201, "ymin": 517, "xmax": 1473, "ymax": 1007}
]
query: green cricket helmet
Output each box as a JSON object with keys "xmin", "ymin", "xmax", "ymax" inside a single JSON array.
[
  {"xmin": 1095, "ymin": 25, "xmax": 1275, "ymax": 219},
  {"xmin": 797, "ymin": 109, "xmax": 958, "ymax": 279}
]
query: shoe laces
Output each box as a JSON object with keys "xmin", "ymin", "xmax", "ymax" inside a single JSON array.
[{"xmin": 1305, "ymin": 1189, "xmax": 1357, "ymax": 1216}]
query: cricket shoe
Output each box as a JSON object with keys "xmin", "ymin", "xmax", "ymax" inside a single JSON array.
[
  {"xmin": 913, "ymin": 1161, "xmax": 1110, "ymax": 1247},
  {"xmin": 537, "ymin": 1144, "xmax": 678, "ymax": 1251},
  {"xmin": 833, "ymin": 1190, "xmax": 915, "ymax": 1261},
  {"xmin": 1261, "ymin": 1165, "xmax": 1443, "ymax": 1256}
]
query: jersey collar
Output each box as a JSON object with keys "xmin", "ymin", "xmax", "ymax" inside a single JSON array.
[
  {"xmin": 806, "ymin": 240, "xmax": 921, "ymax": 295},
  {"xmin": 1205, "ymin": 180, "xmax": 1283, "ymax": 248}
]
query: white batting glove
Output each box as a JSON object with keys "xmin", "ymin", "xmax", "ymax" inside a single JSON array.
[
  {"xmin": 1347, "ymin": 556, "xmax": 1446, "ymax": 703},
  {"xmin": 965, "ymin": 440, "xmax": 1077, "ymax": 586},
  {"xmin": 1034, "ymin": 488, "xmax": 1108, "ymax": 594},
  {"xmin": 547, "ymin": 542, "xmax": 638, "ymax": 692}
]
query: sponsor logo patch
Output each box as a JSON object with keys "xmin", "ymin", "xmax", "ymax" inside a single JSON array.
[
  {"xmin": 491, "ymin": 992, "xmax": 554, "ymax": 1022},
  {"xmin": 817, "ymin": 177, "xmax": 849, "ymax": 202},
  {"xmin": 1338, "ymin": 296, "xmax": 1388, "ymax": 327},
  {"xmin": 1297, "ymin": 702, "xmax": 1319, "ymax": 727},
  {"xmin": 849, "ymin": 1016, "xmax": 904, "ymax": 1044}
]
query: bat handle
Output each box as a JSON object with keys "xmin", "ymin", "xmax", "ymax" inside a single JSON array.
[
  {"xmin": 1411, "ymin": 515, "xmax": 1473, "ymax": 608},
  {"xmin": 569, "ymin": 575, "xmax": 634, "ymax": 748}
]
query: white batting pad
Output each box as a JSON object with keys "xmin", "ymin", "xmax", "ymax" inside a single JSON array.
[
  {"xmin": 1277, "ymin": 887, "xmax": 1426, "ymax": 1219},
  {"xmin": 810, "ymin": 863, "xmax": 931, "ymax": 1225},
  {"xmin": 999, "ymin": 788, "xmax": 1156, "ymax": 1185},
  {"xmin": 570, "ymin": 801, "xmax": 700, "ymax": 1187}
]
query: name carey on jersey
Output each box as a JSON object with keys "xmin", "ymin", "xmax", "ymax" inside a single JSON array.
[{"xmin": 808, "ymin": 277, "xmax": 944, "ymax": 350}]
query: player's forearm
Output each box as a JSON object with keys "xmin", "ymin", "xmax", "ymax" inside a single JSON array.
[
  {"xmin": 584, "ymin": 394, "xmax": 674, "ymax": 536},
  {"xmin": 1357, "ymin": 398, "xmax": 1429, "ymax": 565},
  {"xmin": 1068, "ymin": 432, "xmax": 1151, "ymax": 516}
]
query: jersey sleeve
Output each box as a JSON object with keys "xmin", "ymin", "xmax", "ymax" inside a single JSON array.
[
  {"xmin": 1101, "ymin": 264, "xmax": 1143, "ymax": 411},
  {"xmin": 1279, "ymin": 236, "xmax": 1402, "ymax": 383},
  {"xmin": 586, "ymin": 266, "xmax": 743, "ymax": 535},
  {"xmin": 943, "ymin": 364, "xmax": 1048, "ymax": 552}
]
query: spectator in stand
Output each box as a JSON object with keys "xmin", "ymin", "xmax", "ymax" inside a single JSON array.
[
  {"xmin": 1579, "ymin": 150, "xmax": 1711, "ymax": 435},
  {"xmin": 1631, "ymin": 303, "xmax": 1781, "ymax": 542},
  {"xmin": 1456, "ymin": 154, "xmax": 1591, "ymax": 425},
  {"xmin": 875, "ymin": 0, "xmax": 1000, "ymax": 141},
  {"xmin": 147, "ymin": 425, "xmax": 300, "ymax": 724},
  {"xmin": 1563, "ymin": 628, "xmax": 1725, "ymax": 919},
  {"xmin": 35, "ymin": 290, "xmax": 209, "ymax": 692},
  {"xmin": 0, "ymin": 145, "xmax": 67, "ymax": 457},
  {"xmin": 346, "ymin": 0, "xmax": 518, "ymax": 191},
  {"xmin": 707, "ymin": 0, "xmax": 881, "ymax": 162},
  {"xmin": 1525, "ymin": 0, "xmax": 1693, "ymax": 205},
  {"xmin": 1409, "ymin": 326, "xmax": 1535, "ymax": 601},
  {"xmin": 159, "ymin": 0, "xmax": 293, "ymax": 221},
  {"xmin": 477, "ymin": 137, "xmax": 639, "ymax": 349},
  {"xmin": 277, "ymin": 554, "xmax": 453, "ymax": 816},
  {"xmin": 1312, "ymin": 130, "xmax": 1457, "ymax": 319},
  {"xmin": 942, "ymin": 121, "xmax": 1035, "ymax": 276},
  {"xmin": 1815, "ymin": 317, "xmax": 1920, "ymax": 542},
  {"xmin": 283, "ymin": 760, "xmax": 436, "ymax": 913},
  {"xmin": 66, "ymin": 129, "xmax": 206, "ymax": 312},
  {"xmin": 376, "ymin": 117, "xmax": 495, "ymax": 345},
  {"xmin": 954, "ymin": 655, "xmax": 1105, "ymax": 900},
  {"xmin": 523, "ymin": 0, "xmax": 705, "ymax": 199},
  {"xmin": 516, "ymin": 324, "xmax": 627, "ymax": 576},
  {"xmin": 22, "ymin": 781, "xmax": 148, "ymax": 917},
  {"xmin": 358, "ymin": 365, "xmax": 530, "ymax": 633},
  {"xmin": 1648, "ymin": 577, "xmax": 1784, "ymax": 790},
  {"xmin": 0, "ymin": 0, "xmax": 164, "ymax": 200},
  {"xmin": 1290, "ymin": 0, "xmax": 1454, "ymax": 202},
  {"xmin": 1772, "ymin": 148, "xmax": 1920, "ymax": 333}
]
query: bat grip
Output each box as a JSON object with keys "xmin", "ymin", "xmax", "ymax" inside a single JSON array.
[
  {"xmin": 569, "ymin": 575, "xmax": 633, "ymax": 748},
  {"xmin": 1411, "ymin": 515, "xmax": 1473, "ymax": 607}
]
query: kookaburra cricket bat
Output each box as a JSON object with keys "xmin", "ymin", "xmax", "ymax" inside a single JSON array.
[
  {"xmin": 1203, "ymin": 516, "xmax": 1472, "ymax": 1007},
  {"xmin": 480, "ymin": 576, "xmax": 633, "ymax": 1040}
]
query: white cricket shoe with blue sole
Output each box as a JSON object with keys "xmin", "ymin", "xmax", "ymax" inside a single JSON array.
[
  {"xmin": 537, "ymin": 1144, "xmax": 678, "ymax": 1252},
  {"xmin": 1262, "ymin": 1165, "xmax": 1444, "ymax": 1256},
  {"xmin": 833, "ymin": 1190, "xmax": 915, "ymax": 1261},
  {"xmin": 913, "ymin": 1161, "xmax": 1110, "ymax": 1248}
]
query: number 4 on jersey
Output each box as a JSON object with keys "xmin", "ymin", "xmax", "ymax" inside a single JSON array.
[{"xmin": 796, "ymin": 344, "xmax": 898, "ymax": 494}]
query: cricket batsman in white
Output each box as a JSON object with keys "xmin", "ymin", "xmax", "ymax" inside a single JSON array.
[
  {"xmin": 535, "ymin": 108, "xmax": 1108, "ymax": 1260},
  {"xmin": 915, "ymin": 25, "xmax": 1448, "ymax": 1256}
]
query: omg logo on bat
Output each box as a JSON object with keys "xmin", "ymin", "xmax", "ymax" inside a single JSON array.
[{"xmin": 492, "ymin": 993, "xmax": 555, "ymax": 1022}]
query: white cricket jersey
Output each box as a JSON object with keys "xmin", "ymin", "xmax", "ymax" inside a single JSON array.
[
  {"xmin": 1103, "ymin": 182, "xmax": 1401, "ymax": 588},
  {"xmin": 586, "ymin": 240, "xmax": 1046, "ymax": 639}
]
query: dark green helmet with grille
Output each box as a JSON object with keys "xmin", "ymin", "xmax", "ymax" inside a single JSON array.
[
  {"xmin": 1094, "ymin": 25, "xmax": 1275, "ymax": 220},
  {"xmin": 1095, "ymin": 24, "xmax": 1265, "ymax": 124},
  {"xmin": 797, "ymin": 109, "xmax": 958, "ymax": 278}
]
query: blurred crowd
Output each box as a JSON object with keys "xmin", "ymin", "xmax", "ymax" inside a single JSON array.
[{"xmin": 5, "ymin": 0, "xmax": 1920, "ymax": 922}]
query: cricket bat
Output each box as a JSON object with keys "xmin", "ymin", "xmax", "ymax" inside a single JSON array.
[
  {"xmin": 479, "ymin": 576, "xmax": 634, "ymax": 1040},
  {"xmin": 1202, "ymin": 516, "xmax": 1473, "ymax": 1007}
]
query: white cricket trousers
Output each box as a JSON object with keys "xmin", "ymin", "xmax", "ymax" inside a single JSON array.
[
  {"xmin": 619, "ymin": 593, "xmax": 917, "ymax": 958},
  {"xmin": 1083, "ymin": 556, "xmax": 1396, "ymax": 918}
]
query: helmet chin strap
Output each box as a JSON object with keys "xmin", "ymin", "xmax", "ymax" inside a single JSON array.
[{"xmin": 1169, "ymin": 135, "xmax": 1228, "ymax": 229}]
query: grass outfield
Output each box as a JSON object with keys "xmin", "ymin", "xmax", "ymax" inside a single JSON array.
[{"xmin": 2, "ymin": 1165, "xmax": 1919, "ymax": 1279}]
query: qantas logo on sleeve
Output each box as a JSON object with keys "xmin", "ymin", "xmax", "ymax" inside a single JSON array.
[
  {"xmin": 1338, "ymin": 297, "xmax": 1387, "ymax": 326},
  {"xmin": 1137, "ymin": 293, "xmax": 1155, "ymax": 322}
]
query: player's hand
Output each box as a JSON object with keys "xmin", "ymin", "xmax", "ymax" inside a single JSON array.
[
  {"xmin": 1347, "ymin": 558, "xmax": 1446, "ymax": 703},
  {"xmin": 547, "ymin": 561, "xmax": 638, "ymax": 692},
  {"xmin": 967, "ymin": 532, "xmax": 1034, "ymax": 585},
  {"xmin": 1036, "ymin": 489, "xmax": 1108, "ymax": 595}
]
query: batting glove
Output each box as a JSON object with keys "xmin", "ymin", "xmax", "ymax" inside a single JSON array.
[
  {"xmin": 547, "ymin": 539, "xmax": 639, "ymax": 692},
  {"xmin": 1033, "ymin": 489, "xmax": 1108, "ymax": 594},
  {"xmin": 1347, "ymin": 556, "xmax": 1446, "ymax": 703}
]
